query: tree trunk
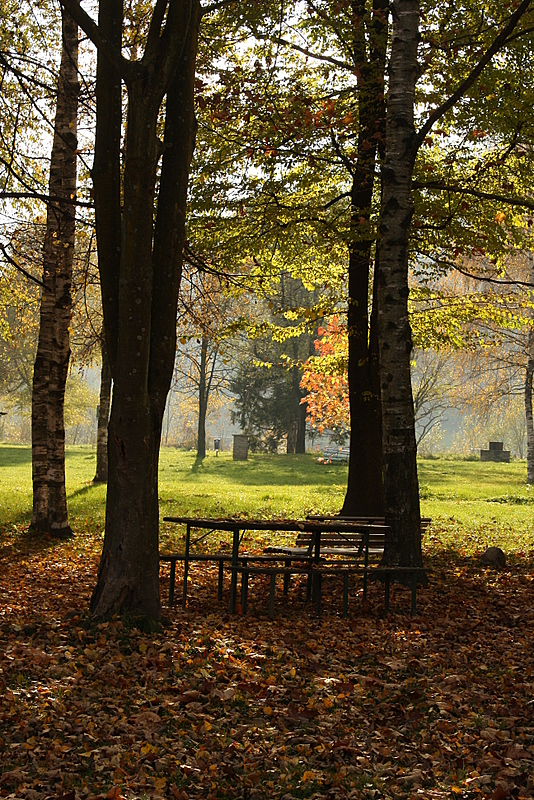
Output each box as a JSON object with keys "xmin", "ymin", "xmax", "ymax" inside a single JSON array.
[
  {"xmin": 89, "ymin": 0, "xmax": 200, "ymax": 621},
  {"xmin": 31, "ymin": 8, "xmax": 78, "ymax": 537},
  {"xmin": 289, "ymin": 362, "xmax": 305, "ymax": 454},
  {"xmin": 94, "ymin": 333, "xmax": 111, "ymax": 483},
  {"xmin": 376, "ymin": 0, "xmax": 423, "ymax": 572},
  {"xmin": 342, "ymin": 0, "xmax": 387, "ymax": 516},
  {"xmin": 296, "ymin": 396, "xmax": 307, "ymax": 454},
  {"xmin": 196, "ymin": 335, "xmax": 208, "ymax": 460},
  {"xmin": 526, "ymin": 330, "xmax": 534, "ymax": 484}
]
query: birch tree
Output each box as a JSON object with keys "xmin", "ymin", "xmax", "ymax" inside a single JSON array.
[
  {"xmin": 30, "ymin": 8, "xmax": 79, "ymax": 536},
  {"xmin": 377, "ymin": 0, "xmax": 533, "ymax": 569}
]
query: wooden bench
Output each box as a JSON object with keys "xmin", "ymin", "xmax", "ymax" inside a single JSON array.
[
  {"xmin": 241, "ymin": 525, "xmax": 426, "ymax": 617},
  {"xmin": 264, "ymin": 527, "xmax": 387, "ymax": 561},
  {"xmin": 317, "ymin": 446, "xmax": 350, "ymax": 464},
  {"xmin": 307, "ymin": 513, "xmax": 432, "ymax": 532},
  {"xmin": 160, "ymin": 553, "xmax": 233, "ymax": 607},
  {"xmin": 235, "ymin": 563, "xmax": 425, "ymax": 618},
  {"xmin": 159, "ymin": 551, "xmax": 315, "ymax": 607}
]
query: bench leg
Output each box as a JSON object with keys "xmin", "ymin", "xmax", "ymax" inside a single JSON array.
[
  {"xmin": 306, "ymin": 573, "xmax": 312, "ymax": 603},
  {"xmin": 283, "ymin": 559, "xmax": 290, "ymax": 595},
  {"xmin": 343, "ymin": 573, "xmax": 349, "ymax": 618},
  {"xmin": 268, "ymin": 573, "xmax": 276, "ymax": 619},
  {"xmin": 218, "ymin": 560, "xmax": 224, "ymax": 602},
  {"xmin": 240, "ymin": 559, "xmax": 249, "ymax": 610},
  {"xmin": 411, "ymin": 572, "xmax": 417, "ymax": 616},
  {"xmin": 169, "ymin": 560, "xmax": 176, "ymax": 607},
  {"xmin": 384, "ymin": 572, "xmax": 390, "ymax": 613},
  {"xmin": 229, "ymin": 528, "xmax": 240, "ymax": 614},
  {"xmin": 182, "ymin": 524, "xmax": 191, "ymax": 610},
  {"xmin": 242, "ymin": 570, "xmax": 249, "ymax": 614}
]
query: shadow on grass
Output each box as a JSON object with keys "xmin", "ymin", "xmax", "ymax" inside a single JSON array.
[
  {"xmin": 67, "ymin": 482, "xmax": 104, "ymax": 502},
  {"xmin": 0, "ymin": 445, "xmax": 33, "ymax": 467},
  {"xmin": 175, "ymin": 454, "xmax": 348, "ymax": 488},
  {"xmin": 423, "ymin": 545, "xmax": 534, "ymax": 572}
]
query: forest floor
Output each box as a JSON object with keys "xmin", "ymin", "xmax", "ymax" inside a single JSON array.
[
  {"xmin": 1, "ymin": 448, "xmax": 534, "ymax": 800},
  {"xmin": 1, "ymin": 523, "xmax": 533, "ymax": 800}
]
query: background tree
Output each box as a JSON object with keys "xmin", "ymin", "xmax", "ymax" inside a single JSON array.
[{"xmin": 174, "ymin": 266, "xmax": 236, "ymax": 461}]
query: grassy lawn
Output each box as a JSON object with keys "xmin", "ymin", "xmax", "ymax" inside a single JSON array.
[
  {"xmin": 2, "ymin": 445, "xmax": 534, "ymax": 800},
  {"xmin": 1, "ymin": 444, "xmax": 533, "ymax": 557}
]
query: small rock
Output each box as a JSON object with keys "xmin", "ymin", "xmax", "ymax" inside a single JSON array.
[{"xmin": 479, "ymin": 547, "xmax": 506, "ymax": 568}]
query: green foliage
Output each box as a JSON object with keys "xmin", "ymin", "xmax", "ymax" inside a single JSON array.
[
  {"xmin": 64, "ymin": 372, "xmax": 98, "ymax": 430},
  {"xmin": 230, "ymin": 337, "xmax": 304, "ymax": 452}
]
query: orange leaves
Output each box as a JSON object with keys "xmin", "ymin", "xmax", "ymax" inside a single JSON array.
[{"xmin": 301, "ymin": 316, "xmax": 349, "ymax": 432}]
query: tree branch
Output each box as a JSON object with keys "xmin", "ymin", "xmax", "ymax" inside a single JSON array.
[
  {"xmin": 0, "ymin": 243, "xmax": 45, "ymax": 287},
  {"xmin": 0, "ymin": 190, "xmax": 94, "ymax": 208},
  {"xmin": 413, "ymin": 180, "xmax": 534, "ymax": 210},
  {"xmin": 415, "ymin": 0, "xmax": 534, "ymax": 148},
  {"xmin": 258, "ymin": 35, "xmax": 354, "ymax": 72},
  {"xmin": 453, "ymin": 262, "xmax": 534, "ymax": 288},
  {"xmin": 200, "ymin": 0, "xmax": 238, "ymax": 17},
  {"xmin": 59, "ymin": 0, "xmax": 132, "ymax": 80},
  {"xmin": 143, "ymin": 0, "xmax": 169, "ymax": 63}
]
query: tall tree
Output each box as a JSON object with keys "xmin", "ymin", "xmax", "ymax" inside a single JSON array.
[
  {"xmin": 30, "ymin": 8, "xmax": 79, "ymax": 536},
  {"xmin": 61, "ymin": 0, "xmax": 201, "ymax": 619},
  {"xmin": 342, "ymin": 0, "xmax": 388, "ymax": 516},
  {"xmin": 377, "ymin": 0, "xmax": 533, "ymax": 569}
]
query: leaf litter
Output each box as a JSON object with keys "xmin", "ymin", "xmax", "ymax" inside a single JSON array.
[{"xmin": 0, "ymin": 525, "xmax": 533, "ymax": 800}]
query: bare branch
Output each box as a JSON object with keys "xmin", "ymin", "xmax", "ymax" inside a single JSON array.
[
  {"xmin": 200, "ymin": 0, "xmax": 238, "ymax": 17},
  {"xmin": 258, "ymin": 35, "xmax": 354, "ymax": 72},
  {"xmin": 0, "ymin": 243, "xmax": 45, "ymax": 287}
]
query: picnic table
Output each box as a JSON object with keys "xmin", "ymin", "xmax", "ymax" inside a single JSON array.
[{"xmin": 160, "ymin": 515, "xmax": 424, "ymax": 616}]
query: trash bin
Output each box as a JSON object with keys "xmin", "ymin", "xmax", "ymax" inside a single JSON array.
[{"xmin": 214, "ymin": 438, "xmax": 220, "ymax": 455}]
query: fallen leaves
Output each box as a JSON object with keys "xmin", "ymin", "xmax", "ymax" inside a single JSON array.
[{"xmin": 0, "ymin": 531, "xmax": 533, "ymax": 800}]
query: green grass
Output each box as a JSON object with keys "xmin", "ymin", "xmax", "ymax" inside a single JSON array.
[
  {"xmin": 418, "ymin": 458, "xmax": 534, "ymax": 556},
  {"xmin": 1, "ymin": 444, "xmax": 533, "ymax": 556}
]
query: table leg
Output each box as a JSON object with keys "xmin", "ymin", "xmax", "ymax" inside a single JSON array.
[
  {"xmin": 229, "ymin": 528, "xmax": 240, "ymax": 613},
  {"xmin": 182, "ymin": 523, "xmax": 191, "ymax": 609},
  {"xmin": 363, "ymin": 527, "xmax": 370, "ymax": 602},
  {"xmin": 283, "ymin": 559, "xmax": 290, "ymax": 595},
  {"xmin": 314, "ymin": 530, "xmax": 322, "ymax": 614},
  {"xmin": 242, "ymin": 567, "xmax": 249, "ymax": 614},
  {"xmin": 314, "ymin": 530, "xmax": 321, "ymax": 564},
  {"xmin": 314, "ymin": 571, "xmax": 322, "ymax": 616},
  {"xmin": 384, "ymin": 572, "xmax": 390, "ymax": 613},
  {"xmin": 240, "ymin": 558, "xmax": 248, "ymax": 608}
]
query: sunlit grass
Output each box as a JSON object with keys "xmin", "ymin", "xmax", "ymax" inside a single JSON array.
[{"xmin": 1, "ymin": 444, "xmax": 533, "ymax": 557}]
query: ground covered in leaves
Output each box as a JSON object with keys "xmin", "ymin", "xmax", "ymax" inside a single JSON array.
[{"xmin": 1, "ymin": 527, "xmax": 534, "ymax": 800}]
